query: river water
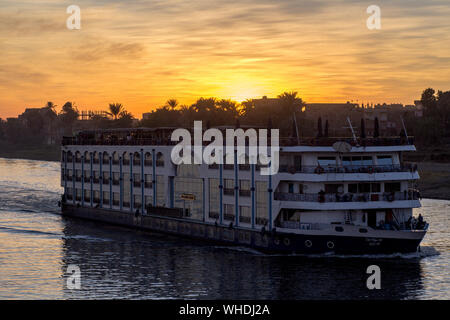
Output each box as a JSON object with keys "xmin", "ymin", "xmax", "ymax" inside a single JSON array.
[{"xmin": 0, "ymin": 158, "xmax": 448, "ymax": 299}]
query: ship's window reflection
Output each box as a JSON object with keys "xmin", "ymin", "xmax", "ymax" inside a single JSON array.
[
  {"xmin": 317, "ymin": 156, "xmax": 336, "ymax": 166},
  {"xmin": 385, "ymin": 182, "xmax": 401, "ymax": 192},
  {"xmin": 342, "ymin": 156, "xmax": 373, "ymax": 167},
  {"xmin": 377, "ymin": 155, "xmax": 393, "ymax": 166}
]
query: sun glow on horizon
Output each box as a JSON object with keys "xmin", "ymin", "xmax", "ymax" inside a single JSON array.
[{"xmin": 0, "ymin": 0, "xmax": 449, "ymax": 119}]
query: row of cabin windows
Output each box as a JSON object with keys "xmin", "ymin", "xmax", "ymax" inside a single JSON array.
[
  {"xmin": 219, "ymin": 204, "xmax": 267, "ymax": 224},
  {"xmin": 66, "ymin": 188, "xmax": 153, "ymax": 208},
  {"xmin": 323, "ymin": 182, "xmax": 401, "ymax": 194},
  {"xmin": 63, "ymin": 170, "xmax": 153, "ymax": 188},
  {"xmin": 283, "ymin": 182, "xmax": 401, "ymax": 194},
  {"xmin": 63, "ymin": 152, "xmax": 164, "ymax": 166},
  {"xmin": 317, "ymin": 155, "xmax": 393, "ymax": 167},
  {"xmin": 223, "ymin": 179, "xmax": 252, "ymax": 196}
]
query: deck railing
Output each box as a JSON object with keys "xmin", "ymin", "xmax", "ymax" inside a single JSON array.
[
  {"xmin": 274, "ymin": 191, "xmax": 420, "ymax": 203},
  {"xmin": 278, "ymin": 163, "xmax": 418, "ymax": 174},
  {"xmin": 62, "ymin": 135, "xmax": 414, "ymax": 147}
]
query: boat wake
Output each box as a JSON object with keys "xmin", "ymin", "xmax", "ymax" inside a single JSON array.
[
  {"xmin": 213, "ymin": 245, "xmax": 440, "ymax": 259},
  {"xmin": 0, "ymin": 225, "xmax": 62, "ymax": 238}
]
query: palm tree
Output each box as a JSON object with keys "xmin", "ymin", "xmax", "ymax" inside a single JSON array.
[
  {"xmin": 317, "ymin": 117, "xmax": 323, "ymax": 138},
  {"xmin": 277, "ymin": 91, "xmax": 306, "ymax": 143},
  {"xmin": 43, "ymin": 102, "xmax": 58, "ymax": 144},
  {"xmin": 374, "ymin": 117, "xmax": 380, "ymax": 138},
  {"xmin": 360, "ymin": 118, "xmax": 366, "ymax": 139},
  {"xmin": 116, "ymin": 111, "xmax": 134, "ymax": 128},
  {"xmin": 166, "ymin": 99, "xmax": 179, "ymax": 110},
  {"xmin": 217, "ymin": 99, "xmax": 240, "ymax": 123},
  {"xmin": 241, "ymin": 99, "xmax": 255, "ymax": 114},
  {"xmin": 108, "ymin": 103, "xmax": 124, "ymax": 120},
  {"xmin": 44, "ymin": 101, "xmax": 57, "ymax": 112},
  {"xmin": 59, "ymin": 102, "xmax": 79, "ymax": 135}
]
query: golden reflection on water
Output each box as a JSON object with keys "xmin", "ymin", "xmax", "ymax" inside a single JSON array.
[{"xmin": 0, "ymin": 158, "xmax": 448, "ymax": 299}]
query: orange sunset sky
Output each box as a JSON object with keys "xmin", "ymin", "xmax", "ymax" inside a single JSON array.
[{"xmin": 0, "ymin": 0, "xmax": 449, "ymax": 119}]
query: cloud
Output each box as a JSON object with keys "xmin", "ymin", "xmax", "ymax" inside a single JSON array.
[
  {"xmin": 0, "ymin": 0, "xmax": 449, "ymax": 118},
  {"xmin": 70, "ymin": 39, "xmax": 146, "ymax": 62}
]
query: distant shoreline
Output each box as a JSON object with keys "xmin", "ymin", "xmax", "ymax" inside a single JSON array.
[
  {"xmin": 0, "ymin": 142, "xmax": 60, "ymax": 162},
  {"xmin": 0, "ymin": 143, "xmax": 449, "ymax": 201}
]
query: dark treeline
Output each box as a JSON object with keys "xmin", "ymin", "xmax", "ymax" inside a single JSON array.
[
  {"xmin": 406, "ymin": 88, "xmax": 450, "ymax": 145},
  {"xmin": 140, "ymin": 92, "xmax": 308, "ymax": 135},
  {"xmin": 1, "ymin": 89, "xmax": 449, "ymax": 147},
  {"xmin": 0, "ymin": 102, "xmax": 134, "ymax": 145}
]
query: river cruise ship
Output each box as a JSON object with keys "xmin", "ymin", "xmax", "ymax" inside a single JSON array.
[{"xmin": 60, "ymin": 127, "xmax": 428, "ymax": 254}]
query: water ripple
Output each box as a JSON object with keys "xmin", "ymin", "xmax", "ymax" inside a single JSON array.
[{"xmin": 0, "ymin": 158, "xmax": 449, "ymax": 299}]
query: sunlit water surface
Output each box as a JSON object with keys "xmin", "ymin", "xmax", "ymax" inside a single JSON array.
[{"xmin": 0, "ymin": 158, "xmax": 448, "ymax": 299}]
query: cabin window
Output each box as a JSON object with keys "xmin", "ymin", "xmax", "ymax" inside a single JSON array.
[
  {"xmin": 103, "ymin": 191, "xmax": 110, "ymax": 204},
  {"xmin": 288, "ymin": 183, "xmax": 294, "ymax": 193},
  {"xmin": 325, "ymin": 184, "xmax": 343, "ymax": 194},
  {"xmin": 145, "ymin": 174, "xmax": 152, "ymax": 188},
  {"xmin": 240, "ymin": 180, "xmax": 250, "ymax": 191},
  {"xmin": 84, "ymin": 190, "xmax": 90, "ymax": 201},
  {"xmin": 298, "ymin": 184, "xmax": 304, "ymax": 194},
  {"xmin": 134, "ymin": 195, "xmax": 142, "ymax": 209},
  {"xmin": 239, "ymin": 206, "xmax": 251, "ymax": 218},
  {"xmin": 348, "ymin": 183, "xmax": 380, "ymax": 193},
  {"xmin": 371, "ymin": 183, "xmax": 381, "ymax": 192},
  {"xmin": 113, "ymin": 172, "xmax": 120, "ymax": 184},
  {"xmin": 385, "ymin": 182, "xmax": 401, "ymax": 192},
  {"xmin": 225, "ymin": 179, "xmax": 234, "ymax": 189},
  {"xmin": 156, "ymin": 152, "xmax": 164, "ymax": 167},
  {"xmin": 350, "ymin": 156, "xmax": 373, "ymax": 166},
  {"xmin": 145, "ymin": 196, "xmax": 153, "ymax": 207},
  {"xmin": 294, "ymin": 155, "xmax": 302, "ymax": 170},
  {"xmin": 93, "ymin": 191, "xmax": 100, "ymax": 203},
  {"xmin": 358, "ymin": 183, "xmax": 371, "ymax": 193},
  {"xmin": 76, "ymin": 189, "xmax": 82, "ymax": 201},
  {"xmin": 224, "ymin": 204, "xmax": 235, "ymax": 221},
  {"xmin": 113, "ymin": 193, "xmax": 120, "ymax": 205},
  {"xmin": 377, "ymin": 155, "xmax": 393, "ymax": 166},
  {"xmin": 342, "ymin": 156, "xmax": 352, "ymax": 166},
  {"xmin": 94, "ymin": 171, "xmax": 100, "ymax": 181},
  {"xmin": 317, "ymin": 157, "xmax": 336, "ymax": 167},
  {"xmin": 103, "ymin": 171, "xmax": 110, "ymax": 184}
]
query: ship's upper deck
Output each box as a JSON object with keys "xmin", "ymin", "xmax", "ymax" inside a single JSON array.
[{"xmin": 62, "ymin": 127, "xmax": 415, "ymax": 151}]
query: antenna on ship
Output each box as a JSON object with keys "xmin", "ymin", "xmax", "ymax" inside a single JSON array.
[
  {"xmin": 346, "ymin": 117, "xmax": 358, "ymax": 145},
  {"xmin": 400, "ymin": 117, "xmax": 409, "ymax": 144}
]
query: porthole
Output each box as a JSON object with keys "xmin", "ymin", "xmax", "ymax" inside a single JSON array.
[
  {"xmin": 327, "ymin": 241, "xmax": 335, "ymax": 249},
  {"xmin": 305, "ymin": 240, "xmax": 312, "ymax": 248},
  {"xmin": 335, "ymin": 226, "xmax": 344, "ymax": 232},
  {"xmin": 274, "ymin": 238, "xmax": 280, "ymax": 245},
  {"xmin": 283, "ymin": 238, "xmax": 290, "ymax": 246}
]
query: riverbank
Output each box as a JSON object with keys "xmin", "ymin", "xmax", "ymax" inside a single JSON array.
[
  {"xmin": 417, "ymin": 162, "xmax": 450, "ymax": 200},
  {"xmin": 0, "ymin": 141, "xmax": 60, "ymax": 162}
]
